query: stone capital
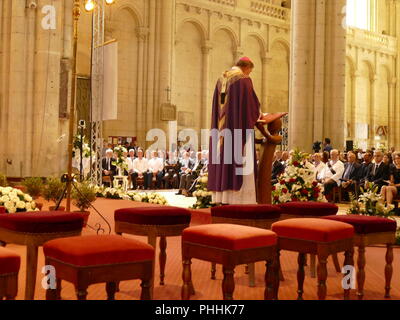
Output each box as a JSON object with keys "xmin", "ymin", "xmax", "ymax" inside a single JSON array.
[
  {"xmin": 261, "ymin": 52, "xmax": 273, "ymax": 65},
  {"xmin": 136, "ymin": 26, "xmax": 149, "ymax": 41},
  {"xmin": 202, "ymin": 40, "xmax": 213, "ymax": 54}
]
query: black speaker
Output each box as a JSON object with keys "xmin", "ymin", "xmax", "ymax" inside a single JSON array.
[{"xmin": 346, "ymin": 140, "xmax": 354, "ymax": 152}]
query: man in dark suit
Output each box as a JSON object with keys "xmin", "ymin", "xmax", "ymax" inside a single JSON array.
[
  {"xmin": 102, "ymin": 149, "xmax": 116, "ymax": 187},
  {"xmin": 340, "ymin": 151, "xmax": 361, "ymax": 199},
  {"xmin": 366, "ymin": 150, "xmax": 390, "ymax": 191},
  {"xmin": 176, "ymin": 151, "xmax": 195, "ymax": 195},
  {"xmin": 359, "ymin": 151, "xmax": 374, "ymax": 184}
]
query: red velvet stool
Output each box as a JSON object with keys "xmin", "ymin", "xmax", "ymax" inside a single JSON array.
[
  {"xmin": 43, "ymin": 235, "xmax": 154, "ymax": 300},
  {"xmin": 278, "ymin": 201, "xmax": 341, "ymax": 277},
  {"xmin": 0, "ymin": 247, "xmax": 20, "ymax": 300},
  {"xmin": 272, "ymin": 218, "xmax": 354, "ymax": 300},
  {"xmin": 323, "ymin": 215, "xmax": 397, "ymax": 299},
  {"xmin": 181, "ymin": 224, "xmax": 279, "ymax": 300},
  {"xmin": 115, "ymin": 206, "xmax": 191, "ymax": 285},
  {"xmin": 0, "ymin": 211, "xmax": 84, "ymax": 300},
  {"xmin": 210, "ymin": 204, "xmax": 281, "ymax": 286}
]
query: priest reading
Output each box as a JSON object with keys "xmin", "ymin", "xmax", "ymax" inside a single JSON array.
[{"xmin": 208, "ymin": 57, "xmax": 261, "ymax": 205}]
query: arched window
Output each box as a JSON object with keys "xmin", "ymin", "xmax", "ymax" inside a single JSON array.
[{"xmin": 346, "ymin": 0, "xmax": 370, "ymax": 30}]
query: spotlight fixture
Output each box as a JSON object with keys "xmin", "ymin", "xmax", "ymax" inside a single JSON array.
[{"xmin": 84, "ymin": 0, "xmax": 95, "ymax": 12}]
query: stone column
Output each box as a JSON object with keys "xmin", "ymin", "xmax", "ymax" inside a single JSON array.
[
  {"xmin": 388, "ymin": 78, "xmax": 396, "ymax": 148},
  {"xmin": 136, "ymin": 28, "xmax": 147, "ymax": 145},
  {"xmin": 289, "ymin": 0, "xmax": 346, "ymax": 152},
  {"xmin": 157, "ymin": 0, "xmax": 175, "ymax": 139},
  {"xmin": 261, "ymin": 54, "xmax": 272, "ymax": 112},
  {"xmin": 32, "ymin": 0, "xmax": 63, "ymax": 177},
  {"xmin": 369, "ymin": 75, "xmax": 378, "ymax": 148},
  {"xmin": 201, "ymin": 42, "xmax": 212, "ymax": 131},
  {"xmin": 351, "ymin": 71, "xmax": 361, "ymax": 142}
]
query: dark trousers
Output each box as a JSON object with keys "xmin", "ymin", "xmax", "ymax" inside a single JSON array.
[
  {"xmin": 145, "ymin": 171, "xmax": 164, "ymax": 189},
  {"xmin": 163, "ymin": 171, "xmax": 179, "ymax": 188},
  {"xmin": 323, "ymin": 179, "xmax": 338, "ymax": 200},
  {"xmin": 179, "ymin": 173, "xmax": 196, "ymax": 191},
  {"xmin": 130, "ymin": 172, "xmax": 150, "ymax": 189}
]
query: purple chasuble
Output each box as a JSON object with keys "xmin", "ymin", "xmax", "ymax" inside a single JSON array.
[{"xmin": 208, "ymin": 68, "xmax": 260, "ymax": 192}]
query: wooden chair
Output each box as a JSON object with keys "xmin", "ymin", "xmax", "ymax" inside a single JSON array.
[
  {"xmin": 0, "ymin": 247, "xmax": 20, "ymax": 300},
  {"xmin": 0, "ymin": 211, "xmax": 83, "ymax": 300},
  {"xmin": 182, "ymin": 224, "xmax": 279, "ymax": 300},
  {"xmin": 323, "ymin": 215, "xmax": 396, "ymax": 299},
  {"xmin": 44, "ymin": 235, "xmax": 154, "ymax": 300},
  {"xmin": 272, "ymin": 218, "xmax": 354, "ymax": 300}
]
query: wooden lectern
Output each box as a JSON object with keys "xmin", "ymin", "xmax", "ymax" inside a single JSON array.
[{"xmin": 256, "ymin": 113, "xmax": 287, "ymax": 204}]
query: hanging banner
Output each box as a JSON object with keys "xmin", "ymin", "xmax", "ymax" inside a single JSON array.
[{"xmin": 102, "ymin": 40, "xmax": 118, "ymax": 120}]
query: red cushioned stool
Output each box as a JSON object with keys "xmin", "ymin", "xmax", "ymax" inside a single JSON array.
[
  {"xmin": 0, "ymin": 247, "xmax": 20, "ymax": 300},
  {"xmin": 43, "ymin": 235, "xmax": 154, "ymax": 300},
  {"xmin": 278, "ymin": 202, "xmax": 341, "ymax": 277},
  {"xmin": 271, "ymin": 218, "xmax": 354, "ymax": 300},
  {"xmin": 182, "ymin": 224, "xmax": 279, "ymax": 300},
  {"xmin": 210, "ymin": 204, "xmax": 281, "ymax": 286},
  {"xmin": 0, "ymin": 211, "xmax": 83, "ymax": 300},
  {"xmin": 115, "ymin": 206, "xmax": 191, "ymax": 286},
  {"xmin": 323, "ymin": 215, "xmax": 396, "ymax": 299}
]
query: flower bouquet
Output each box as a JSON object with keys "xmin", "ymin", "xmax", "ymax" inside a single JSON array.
[
  {"xmin": 112, "ymin": 145, "xmax": 128, "ymax": 175},
  {"xmin": 0, "ymin": 186, "xmax": 38, "ymax": 213},
  {"xmin": 191, "ymin": 174, "xmax": 213, "ymax": 209},
  {"xmin": 73, "ymin": 134, "xmax": 92, "ymax": 158},
  {"xmin": 347, "ymin": 183, "xmax": 395, "ymax": 217},
  {"xmin": 272, "ymin": 149, "xmax": 326, "ymax": 204}
]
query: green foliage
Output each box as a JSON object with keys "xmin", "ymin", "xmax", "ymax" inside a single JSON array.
[
  {"xmin": 71, "ymin": 181, "xmax": 97, "ymax": 211},
  {"xmin": 0, "ymin": 173, "xmax": 8, "ymax": 187},
  {"xmin": 42, "ymin": 177, "xmax": 64, "ymax": 204},
  {"xmin": 22, "ymin": 177, "xmax": 43, "ymax": 199}
]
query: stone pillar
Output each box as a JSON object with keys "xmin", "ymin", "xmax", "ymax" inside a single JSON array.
[
  {"xmin": 351, "ymin": 71, "xmax": 361, "ymax": 142},
  {"xmin": 369, "ymin": 75, "xmax": 378, "ymax": 148},
  {"xmin": 157, "ymin": 0, "xmax": 175, "ymax": 139},
  {"xmin": 388, "ymin": 78, "xmax": 396, "ymax": 148},
  {"xmin": 201, "ymin": 42, "xmax": 212, "ymax": 131},
  {"xmin": 136, "ymin": 28, "xmax": 147, "ymax": 145},
  {"xmin": 31, "ymin": 0, "xmax": 63, "ymax": 177},
  {"xmin": 261, "ymin": 54, "xmax": 272, "ymax": 112},
  {"xmin": 289, "ymin": 0, "xmax": 346, "ymax": 152}
]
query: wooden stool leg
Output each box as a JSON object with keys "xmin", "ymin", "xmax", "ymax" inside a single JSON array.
[
  {"xmin": 264, "ymin": 259, "xmax": 275, "ymax": 300},
  {"xmin": 385, "ymin": 244, "xmax": 393, "ymax": 298},
  {"xmin": 0, "ymin": 241, "xmax": 6, "ymax": 247},
  {"xmin": 106, "ymin": 282, "xmax": 117, "ymax": 300},
  {"xmin": 148, "ymin": 233, "xmax": 157, "ymax": 297},
  {"xmin": 140, "ymin": 279, "xmax": 152, "ymax": 300},
  {"xmin": 310, "ymin": 254, "xmax": 316, "ymax": 278},
  {"xmin": 46, "ymin": 278, "xmax": 61, "ymax": 300},
  {"xmin": 76, "ymin": 285, "xmax": 88, "ymax": 300},
  {"xmin": 317, "ymin": 252, "xmax": 328, "ymax": 300},
  {"xmin": 344, "ymin": 248, "xmax": 354, "ymax": 300},
  {"xmin": 211, "ymin": 262, "xmax": 216, "ymax": 280},
  {"xmin": 277, "ymin": 249, "xmax": 284, "ymax": 282},
  {"xmin": 297, "ymin": 253, "xmax": 306, "ymax": 300},
  {"xmin": 181, "ymin": 258, "xmax": 192, "ymax": 300},
  {"xmin": 5, "ymin": 274, "xmax": 18, "ymax": 300},
  {"xmin": 222, "ymin": 266, "xmax": 235, "ymax": 300},
  {"xmin": 245, "ymin": 264, "xmax": 249, "ymax": 274},
  {"xmin": 356, "ymin": 245, "xmax": 366, "ymax": 300},
  {"xmin": 25, "ymin": 244, "xmax": 38, "ymax": 300},
  {"xmin": 159, "ymin": 236, "xmax": 167, "ymax": 285},
  {"xmin": 248, "ymin": 263, "xmax": 256, "ymax": 287},
  {"xmin": 332, "ymin": 253, "xmax": 341, "ymax": 273}
]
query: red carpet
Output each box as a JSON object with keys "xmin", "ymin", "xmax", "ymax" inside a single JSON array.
[{"xmin": 5, "ymin": 198, "xmax": 400, "ymax": 300}]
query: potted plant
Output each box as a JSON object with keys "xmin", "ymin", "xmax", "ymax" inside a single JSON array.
[
  {"xmin": 43, "ymin": 177, "xmax": 65, "ymax": 211},
  {"xmin": 22, "ymin": 177, "xmax": 44, "ymax": 210},
  {"xmin": 71, "ymin": 181, "xmax": 97, "ymax": 227}
]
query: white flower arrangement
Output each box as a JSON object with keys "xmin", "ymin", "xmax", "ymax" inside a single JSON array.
[
  {"xmin": 0, "ymin": 186, "xmax": 38, "ymax": 213},
  {"xmin": 93, "ymin": 185, "xmax": 168, "ymax": 205},
  {"xmin": 272, "ymin": 149, "xmax": 326, "ymax": 204},
  {"xmin": 348, "ymin": 183, "xmax": 395, "ymax": 217},
  {"xmin": 112, "ymin": 145, "xmax": 128, "ymax": 172}
]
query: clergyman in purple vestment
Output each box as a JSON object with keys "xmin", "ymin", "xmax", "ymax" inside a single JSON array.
[{"xmin": 207, "ymin": 57, "xmax": 261, "ymax": 204}]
